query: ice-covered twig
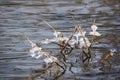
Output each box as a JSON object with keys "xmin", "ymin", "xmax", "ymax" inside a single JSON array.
[
  {"xmin": 89, "ymin": 19, "xmax": 101, "ymax": 36},
  {"xmin": 89, "ymin": 24, "xmax": 101, "ymax": 36},
  {"xmin": 44, "ymin": 56, "xmax": 58, "ymax": 64},
  {"xmin": 79, "ymin": 37, "xmax": 91, "ymax": 48},
  {"xmin": 77, "ymin": 26, "xmax": 90, "ymax": 49},
  {"xmin": 30, "ymin": 45, "xmax": 58, "ymax": 63},
  {"xmin": 60, "ymin": 26, "xmax": 78, "ymax": 52},
  {"xmin": 73, "ymin": 32, "xmax": 81, "ymax": 44},
  {"xmin": 24, "ymin": 34, "xmax": 58, "ymax": 64},
  {"xmin": 71, "ymin": 16, "xmax": 90, "ymax": 49},
  {"xmin": 89, "ymin": 19, "xmax": 102, "ymax": 47}
]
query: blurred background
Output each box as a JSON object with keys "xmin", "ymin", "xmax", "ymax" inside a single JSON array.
[{"xmin": 0, "ymin": 0, "xmax": 120, "ymax": 80}]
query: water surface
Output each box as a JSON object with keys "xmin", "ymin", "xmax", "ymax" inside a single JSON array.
[{"xmin": 0, "ymin": 0, "xmax": 120, "ymax": 80}]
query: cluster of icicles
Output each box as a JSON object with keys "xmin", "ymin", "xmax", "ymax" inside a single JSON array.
[{"xmin": 26, "ymin": 20, "xmax": 115, "ymax": 64}]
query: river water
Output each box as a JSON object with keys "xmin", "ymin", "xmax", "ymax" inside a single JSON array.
[{"xmin": 0, "ymin": 0, "xmax": 120, "ymax": 80}]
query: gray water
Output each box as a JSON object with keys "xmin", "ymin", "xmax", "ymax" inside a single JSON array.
[{"xmin": 0, "ymin": 0, "xmax": 120, "ymax": 80}]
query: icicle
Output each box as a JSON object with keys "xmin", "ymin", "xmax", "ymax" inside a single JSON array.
[{"xmin": 73, "ymin": 32, "xmax": 80, "ymax": 43}]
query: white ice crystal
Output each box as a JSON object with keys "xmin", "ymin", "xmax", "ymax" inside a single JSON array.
[
  {"xmin": 29, "ymin": 46, "xmax": 43, "ymax": 59},
  {"xmin": 41, "ymin": 36, "xmax": 68, "ymax": 44},
  {"xmin": 79, "ymin": 37, "xmax": 91, "ymax": 48},
  {"xmin": 69, "ymin": 39, "xmax": 78, "ymax": 47},
  {"xmin": 41, "ymin": 38, "xmax": 51, "ymax": 44},
  {"xmin": 30, "ymin": 46, "xmax": 42, "ymax": 53},
  {"xmin": 73, "ymin": 31, "xmax": 86, "ymax": 44},
  {"xmin": 29, "ymin": 45, "xmax": 58, "ymax": 63},
  {"xmin": 89, "ymin": 31, "xmax": 101, "ymax": 36},
  {"xmin": 82, "ymin": 31, "xmax": 86, "ymax": 37},
  {"xmin": 53, "ymin": 31, "xmax": 62, "ymax": 38},
  {"xmin": 91, "ymin": 25, "xmax": 98, "ymax": 31},
  {"xmin": 89, "ymin": 24, "xmax": 101, "ymax": 36},
  {"xmin": 41, "ymin": 38, "xmax": 60, "ymax": 44},
  {"xmin": 44, "ymin": 56, "xmax": 58, "ymax": 63},
  {"xmin": 74, "ymin": 32, "xmax": 81, "ymax": 43}
]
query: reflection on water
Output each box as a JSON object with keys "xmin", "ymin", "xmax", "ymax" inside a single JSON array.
[{"xmin": 0, "ymin": 0, "xmax": 120, "ymax": 80}]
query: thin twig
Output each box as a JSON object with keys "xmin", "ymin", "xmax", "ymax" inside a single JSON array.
[
  {"xmin": 72, "ymin": 16, "xmax": 89, "ymax": 49},
  {"xmin": 71, "ymin": 16, "xmax": 79, "ymax": 26},
  {"xmin": 93, "ymin": 19, "xmax": 96, "ymax": 25},
  {"xmin": 90, "ymin": 19, "xmax": 96, "ymax": 47},
  {"xmin": 60, "ymin": 27, "xmax": 77, "ymax": 53},
  {"xmin": 77, "ymin": 26, "xmax": 89, "ymax": 49},
  {"xmin": 40, "ymin": 18, "xmax": 57, "ymax": 33},
  {"xmin": 23, "ymin": 33, "xmax": 34, "ymax": 45}
]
